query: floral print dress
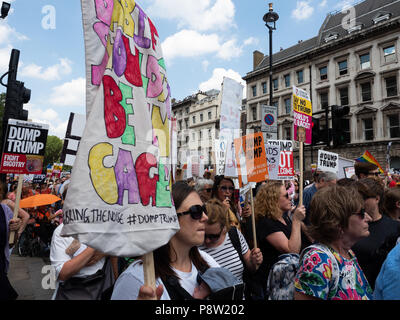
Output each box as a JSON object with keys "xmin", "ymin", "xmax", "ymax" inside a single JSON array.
[{"xmin": 294, "ymin": 245, "xmax": 373, "ymax": 300}]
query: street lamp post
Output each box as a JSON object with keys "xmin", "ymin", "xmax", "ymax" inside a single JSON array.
[{"xmin": 263, "ymin": 3, "xmax": 279, "ymax": 108}]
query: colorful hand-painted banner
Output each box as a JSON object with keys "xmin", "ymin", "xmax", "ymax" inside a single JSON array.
[
  {"xmin": 0, "ymin": 119, "xmax": 49, "ymax": 175},
  {"xmin": 293, "ymin": 86, "xmax": 312, "ymax": 145},
  {"xmin": 234, "ymin": 132, "xmax": 268, "ymax": 188},
  {"xmin": 61, "ymin": 0, "xmax": 179, "ymax": 257}
]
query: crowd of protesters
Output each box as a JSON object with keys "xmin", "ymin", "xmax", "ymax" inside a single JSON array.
[{"xmin": 2, "ymin": 162, "xmax": 400, "ymax": 301}]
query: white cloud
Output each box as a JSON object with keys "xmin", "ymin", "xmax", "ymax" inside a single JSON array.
[
  {"xmin": 0, "ymin": 22, "xmax": 28, "ymax": 44},
  {"xmin": 319, "ymin": 0, "xmax": 328, "ymax": 7},
  {"xmin": 292, "ymin": 1, "xmax": 314, "ymax": 21},
  {"xmin": 202, "ymin": 60, "xmax": 210, "ymax": 72},
  {"xmin": 20, "ymin": 58, "xmax": 73, "ymax": 81},
  {"xmin": 243, "ymin": 37, "xmax": 259, "ymax": 46},
  {"xmin": 49, "ymin": 77, "xmax": 86, "ymax": 107},
  {"xmin": 0, "ymin": 45, "xmax": 12, "ymax": 74},
  {"xmin": 146, "ymin": 0, "xmax": 235, "ymax": 32},
  {"xmin": 199, "ymin": 68, "xmax": 246, "ymax": 98},
  {"xmin": 162, "ymin": 30, "xmax": 246, "ymax": 62},
  {"xmin": 25, "ymin": 103, "xmax": 67, "ymax": 138}
]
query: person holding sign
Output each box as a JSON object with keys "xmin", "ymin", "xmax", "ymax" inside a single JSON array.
[
  {"xmin": 253, "ymin": 181, "xmax": 306, "ymax": 298},
  {"xmin": 111, "ymin": 181, "xmax": 220, "ymax": 300},
  {"xmin": 211, "ymin": 176, "xmax": 244, "ymax": 231}
]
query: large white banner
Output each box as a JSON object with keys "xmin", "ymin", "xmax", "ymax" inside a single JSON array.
[
  {"xmin": 61, "ymin": 0, "xmax": 179, "ymax": 256},
  {"xmin": 220, "ymin": 77, "xmax": 242, "ymax": 177}
]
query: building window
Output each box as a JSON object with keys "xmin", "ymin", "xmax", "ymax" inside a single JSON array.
[
  {"xmin": 284, "ymin": 127, "xmax": 292, "ymax": 140},
  {"xmin": 178, "ymin": 120, "xmax": 182, "ymax": 130},
  {"xmin": 284, "ymin": 74, "xmax": 290, "ymax": 88},
  {"xmin": 385, "ymin": 76, "xmax": 398, "ymax": 97},
  {"xmin": 342, "ymin": 119, "xmax": 351, "ymax": 143},
  {"xmin": 339, "ymin": 87, "xmax": 349, "ymax": 106},
  {"xmin": 363, "ymin": 118, "xmax": 374, "ymax": 140},
  {"xmin": 284, "ymin": 98, "xmax": 291, "ymax": 114},
  {"xmin": 361, "ymin": 82, "xmax": 372, "ymax": 101},
  {"xmin": 296, "ymin": 70, "xmax": 304, "ymax": 84},
  {"xmin": 199, "ymin": 131, "xmax": 202, "ymax": 140},
  {"xmin": 192, "ymin": 115, "xmax": 196, "ymax": 124},
  {"xmin": 338, "ymin": 60, "xmax": 348, "ymax": 76},
  {"xmin": 319, "ymin": 92, "xmax": 329, "ymax": 109},
  {"xmin": 184, "ymin": 119, "xmax": 188, "ymax": 128},
  {"xmin": 185, "ymin": 136, "xmax": 189, "ymax": 144},
  {"xmin": 200, "ymin": 113, "xmax": 203, "ymax": 122},
  {"xmin": 252, "ymin": 105, "xmax": 257, "ymax": 121},
  {"xmin": 185, "ymin": 107, "xmax": 189, "ymax": 114},
  {"xmin": 383, "ymin": 45, "xmax": 396, "ymax": 63},
  {"xmin": 262, "ymin": 82, "xmax": 267, "ymax": 94},
  {"xmin": 273, "ymin": 79, "xmax": 278, "ymax": 91},
  {"xmin": 208, "ymin": 128, "xmax": 212, "ymax": 139},
  {"xmin": 388, "ymin": 114, "xmax": 400, "ymax": 138},
  {"xmin": 319, "ymin": 66, "xmax": 328, "ymax": 80},
  {"xmin": 192, "ymin": 132, "xmax": 196, "ymax": 141},
  {"xmin": 360, "ymin": 53, "xmax": 370, "ymax": 70},
  {"xmin": 208, "ymin": 111, "xmax": 212, "ymax": 120},
  {"xmin": 252, "ymin": 85, "xmax": 257, "ymax": 97}
]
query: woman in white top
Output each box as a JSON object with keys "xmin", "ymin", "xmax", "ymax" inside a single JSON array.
[{"xmin": 111, "ymin": 181, "xmax": 219, "ymax": 300}]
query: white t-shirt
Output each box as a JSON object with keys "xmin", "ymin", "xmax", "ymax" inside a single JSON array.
[
  {"xmin": 199, "ymin": 228, "xmax": 249, "ymax": 281},
  {"xmin": 111, "ymin": 250, "xmax": 219, "ymax": 300},
  {"xmin": 50, "ymin": 224, "xmax": 105, "ymax": 299}
]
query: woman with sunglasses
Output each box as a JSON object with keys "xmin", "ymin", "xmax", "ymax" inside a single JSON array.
[
  {"xmin": 294, "ymin": 185, "xmax": 373, "ymax": 300},
  {"xmin": 211, "ymin": 176, "xmax": 243, "ymax": 231},
  {"xmin": 111, "ymin": 181, "xmax": 220, "ymax": 300},
  {"xmin": 253, "ymin": 180, "xmax": 306, "ymax": 298},
  {"xmin": 351, "ymin": 178, "xmax": 400, "ymax": 290},
  {"xmin": 199, "ymin": 199, "xmax": 262, "ymax": 287}
]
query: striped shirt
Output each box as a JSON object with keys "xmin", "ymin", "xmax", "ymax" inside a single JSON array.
[{"xmin": 199, "ymin": 229, "xmax": 249, "ymax": 282}]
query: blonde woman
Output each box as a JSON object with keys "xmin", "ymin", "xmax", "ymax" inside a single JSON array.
[{"xmin": 253, "ymin": 180, "xmax": 305, "ymax": 297}]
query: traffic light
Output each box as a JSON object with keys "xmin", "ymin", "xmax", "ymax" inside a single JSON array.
[
  {"xmin": 311, "ymin": 117, "xmax": 320, "ymax": 145},
  {"xmin": 331, "ymin": 105, "xmax": 350, "ymax": 147},
  {"xmin": 3, "ymin": 49, "xmax": 30, "ymax": 122}
]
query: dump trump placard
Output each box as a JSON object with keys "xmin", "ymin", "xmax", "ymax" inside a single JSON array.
[
  {"xmin": 234, "ymin": 132, "xmax": 268, "ymax": 187},
  {"xmin": 0, "ymin": 119, "xmax": 48, "ymax": 175}
]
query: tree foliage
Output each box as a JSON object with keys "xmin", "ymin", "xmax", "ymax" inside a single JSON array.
[{"xmin": 44, "ymin": 135, "xmax": 63, "ymax": 169}]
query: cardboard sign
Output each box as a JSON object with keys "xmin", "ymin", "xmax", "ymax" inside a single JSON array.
[
  {"xmin": 61, "ymin": 1, "xmax": 179, "ymax": 257},
  {"xmin": 318, "ymin": 150, "xmax": 339, "ymax": 173},
  {"xmin": 234, "ymin": 132, "xmax": 268, "ymax": 187},
  {"xmin": 293, "ymin": 86, "xmax": 312, "ymax": 144},
  {"xmin": 265, "ymin": 140, "xmax": 280, "ymax": 180},
  {"xmin": 0, "ymin": 119, "xmax": 49, "ymax": 175},
  {"xmin": 278, "ymin": 140, "xmax": 294, "ymax": 180}
]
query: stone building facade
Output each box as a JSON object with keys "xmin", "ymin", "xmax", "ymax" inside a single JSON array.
[{"xmin": 243, "ymin": 0, "xmax": 400, "ymax": 171}]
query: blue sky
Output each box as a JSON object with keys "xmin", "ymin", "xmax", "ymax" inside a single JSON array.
[{"xmin": 0, "ymin": 0, "xmax": 358, "ymax": 138}]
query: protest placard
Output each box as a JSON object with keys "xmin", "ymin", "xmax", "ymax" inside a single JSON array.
[
  {"xmin": 220, "ymin": 77, "xmax": 242, "ymax": 177},
  {"xmin": 265, "ymin": 140, "xmax": 280, "ymax": 180},
  {"xmin": 61, "ymin": 1, "xmax": 179, "ymax": 259},
  {"xmin": 277, "ymin": 140, "xmax": 294, "ymax": 180},
  {"xmin": 318, "ymin": 149, "xmax": 339, "ymax": 173},
  {"xmin": 293, "ymin": 86, "xmax": 312, "ymax": 145},
  {"xmin": 234, "ymin": 132, "xmax": 268, "ymax": 188},
  {"xmin": 0, "ymin": 119, "xmax": 48, "ymax": 175}
]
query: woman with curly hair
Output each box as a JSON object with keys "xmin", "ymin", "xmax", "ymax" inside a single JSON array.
[{"xmin": 253, "ymin": 180, "xmax": 306, "ymax": 297}]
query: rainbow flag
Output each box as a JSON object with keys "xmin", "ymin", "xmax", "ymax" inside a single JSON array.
[{"xmin": 355, "ymin": 150, "xmax": 384, "ymax": 173}]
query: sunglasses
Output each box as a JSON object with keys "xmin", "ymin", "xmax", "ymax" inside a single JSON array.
[
  {"xmin": 220, "ymin": 186, "xmax": 234, "ymax": 192},
  {"xmin": 177, "ymin": 204, "xmax": 207, "ymax": 220},
  {"xmin": 368, "ymin": 172, "xmax": 381, "ymax": 177},
  {"xmin": 202, "ymin": 188, "xmax": 212, "ymax": 193},
  {"xmin": 354, "ymin": 208, "xmax": 366, "ymax": 219},
  {"xmin": 205, "ymin": 227, "xmax": 224, "ymax": 241}
]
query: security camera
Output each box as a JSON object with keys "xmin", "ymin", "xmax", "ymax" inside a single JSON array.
[{"xmin": 1, "ymin": 2, "xmax": 11, "ymax": 19}]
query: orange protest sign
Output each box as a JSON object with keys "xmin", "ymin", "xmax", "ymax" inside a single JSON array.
[{"xmin": 234, "ymin": 132, "xmax": 269, "ymax": 187}]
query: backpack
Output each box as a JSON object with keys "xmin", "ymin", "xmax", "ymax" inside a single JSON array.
[
  {"xmin": 228, "ymin": 227, "xmax": 265, "ymax": 300},
  {"xmin": 266, "ymin": 244, "xmax": 340, "ymax": 300}
]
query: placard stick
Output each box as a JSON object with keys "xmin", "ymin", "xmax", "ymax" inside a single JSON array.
[
  {"xmin": 9, "ymin": 174, "xmax": 24, "ymax": 245},
  {"xmin": 143, "ymin": 251, "xmax": 157, "ymax": 300},
  {"xmin": 250, "ymin": 190, "xmax": 257, "ymax": 249},
  {"xmin": 299, "ymin": 141, "xmax": 304, "ymax": 207}
]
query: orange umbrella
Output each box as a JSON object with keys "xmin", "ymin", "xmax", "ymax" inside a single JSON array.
[{"xmin": 19, "ymin": 194, "xmax": 61, "ymax": 208}]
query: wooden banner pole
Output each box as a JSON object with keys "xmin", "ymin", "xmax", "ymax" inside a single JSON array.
[
  {"xmin": 299, "ymin": 142, "xmax": 304, "ymax": 207},
  {"xmin": 9, "ymin": 174, "xmax": 24, "ymax": 245},
  {"xmin": 250, "ymin": 190, "xmax": 257, "ymax": 249},
  {"xmin": 143, "ymin": 252, "xmax": 157, "ymax": 300}
]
